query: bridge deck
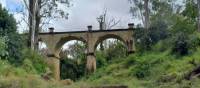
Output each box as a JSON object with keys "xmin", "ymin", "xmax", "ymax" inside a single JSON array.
[{"xmin": 39, "ymin": 29, "xmax": 134, "ymax": 35}]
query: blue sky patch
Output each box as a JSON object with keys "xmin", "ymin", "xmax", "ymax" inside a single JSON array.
[{"xmin": 6, "ymin": 0, "xmax": 24, "ymax": 12}]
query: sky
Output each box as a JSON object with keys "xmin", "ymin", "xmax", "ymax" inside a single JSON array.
[
  {"xmin": 0, "ymin": 0, "xmax": 136, "ymax": 32},
  {"xmin": 0, "ymin": 0, "xmax": 184, "ymax": 49}
]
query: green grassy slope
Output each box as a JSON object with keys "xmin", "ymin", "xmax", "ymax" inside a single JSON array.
[{"xmin": 69, "ymin": 48, "xmax": 200, "ymax": 88}]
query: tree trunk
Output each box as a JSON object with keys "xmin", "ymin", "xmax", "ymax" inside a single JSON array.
[
  {"xmin": 197, "ymin": 0, "xmax": 200, "ymax": 32},
  {"xmin": 28, "ymin": 0, "xmax": 36, "ymax": 50},
  {"xmin": 100, "ymin": 22, "xmax": 104, "ymax": 51},
  {"xmin": 144, "ymin": 0, "xmax": 149, "ymax": 30},
  {"xmin": 34, "ymin": 0, "xmax": 41, "ymax": 50},
  {"xmin": 28, "ymin": 0, "xmax": 32, "ymax": 48}
]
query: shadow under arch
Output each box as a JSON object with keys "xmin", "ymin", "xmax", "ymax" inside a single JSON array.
[
  {"xmin": 94, "ymin": 34, "xmax": 127, "ymax": 51},
  {"xmin": 55, "ymin": 36, "xmax": 87, "ymax": 56}
]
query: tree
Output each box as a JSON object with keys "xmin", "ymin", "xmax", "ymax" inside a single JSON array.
[
  {"xmin": 0, "ymin": 4, "xmax": 24, "ymax": 65},
  {"xmin": 144, "ymin": 0, "xmax": 150, "ymax": 30},
  {"xmin": 132, "ymin": 0, "xmax": 182, "ymax": 51},
  {"xmin": 182, "ymin": 0, "xmax": 197, "ymax": 21},
  {"xmin": 96, "ymin": 9, "xmax": 120, "ymax": 50},
  {"xmin": 129, "ymin": 0, "xmax": 150, "ymax": 30},
  {"xmin": 23, "ymin": 0, "xmax": 70, "ymax": 50}
]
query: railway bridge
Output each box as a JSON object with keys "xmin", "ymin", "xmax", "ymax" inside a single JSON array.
[{"xmin": 38, "ymin": 23, "xmax": 136, "ymax": 80}]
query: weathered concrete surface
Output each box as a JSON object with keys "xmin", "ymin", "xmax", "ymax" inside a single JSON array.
[{"xmin": 38, "ymin": 24, "xmax": 135, "ymax": 80}]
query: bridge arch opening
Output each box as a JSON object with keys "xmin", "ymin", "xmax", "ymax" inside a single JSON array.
[
  {"xmin": 38, "ymin": 41, "xmax": 50, "ymax": 56},
  {"xmin": 94, "ymin": 34, "xmax": 128, "ymax": 68},
  {"xmin": 59, "ymin": 40, "xmax": 87, "ymax": 80},
  {"xmin": 55, "ymin": 36, "xmax": 87, "ymax": 56},
  {"xmin": 94, "ymin": 34, "xmax": 127, "ymax": 50}
]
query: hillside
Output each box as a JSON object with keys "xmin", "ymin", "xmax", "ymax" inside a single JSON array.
[
  {"xmin": 1, "ymin": 0, "xmax": 200, "ymax": 88},
  {"xmin": 68, "ymin": 45, "xmax": 200, "ymax": 88}
]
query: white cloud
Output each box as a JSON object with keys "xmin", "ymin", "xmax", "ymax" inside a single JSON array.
[
  {"xmin": 0, "ymin": 0, "xmax": 6, "ymax": 7},
  {"xmin": 5, "ymin": 0, "xmax": 137, "ymax": 32},
  {"xmin": 14, "ymin": 13, "xmax": 28, "ymax": 33},
  {"xmin": 51, "ymin": 0, "xmax": 136, "ymax": 32}
]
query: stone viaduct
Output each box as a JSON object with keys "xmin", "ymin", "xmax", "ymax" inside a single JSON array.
[{"xmin": 38, "ymin": 23, "xmax": 136, "ymax": 80}]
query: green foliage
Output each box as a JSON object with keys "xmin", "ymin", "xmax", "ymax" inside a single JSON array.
[
  {"xmin": 75, "ymin": 48, "xmax": 200, "ymax": 87},
  {"xmin": 95, "ymin": 40, "xmax": 128, "ymax": 70},
  {"xmin": 59, "ymin": 41, "xmax": 86, "ymax": 81},
  {"xmin": 0, "ymin": 37, "xmax": 8, "ymax": 59},
  {"xmin": 172, "ymin": 32, "xmax": 190, "ymax": 55},
  {"xmin": 60, "ymin": 58, "xmax": 86, "ymax": 81},
  {"xmin": 60, "ymin": 59, "xmax": 79, "ymax": 80},
  {"xmin": 182, "ymin": 0, "xmax": 198, "ymax": 22},
  {"xmin": 133, "ymin": 62, "xmax": 151, "ymax": 79},
  {"xmin": 22, "ymin": 49, "xmax": 47, "ymax": 74},
  {"xmin": 0, "ymin": 5, "xmax": 24, "ymax": 65},
  {"xmin": 103, "ymin": 41, "xmax": 127, "ymax": 61},
  {"xmin": 96, "ymin": 52, "xmax": 107, "ymax": 68}
]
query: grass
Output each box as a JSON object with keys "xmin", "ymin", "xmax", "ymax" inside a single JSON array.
[
  {"xmin": 1, "ymin": 47, "xmax": 200, "ymax": 88},
  {"xmin": 67, "ymin": 47, "xmax": 200, "ymax": 88}
]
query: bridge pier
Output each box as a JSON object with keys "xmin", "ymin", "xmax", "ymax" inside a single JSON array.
[
  {"xmin": 127, "ymin": 39, "xmax": 135, "ymax": 54},
  {"xmin": 46, "ymin": 56, "xmax": 60, "ymax": 81},
  {"xmin": 86, "ymin": 53, "xmax": 96, "ymax": 74},
  {"xmin": 52, "ymin": 57, "xmax": 60, "ymax": 80}
]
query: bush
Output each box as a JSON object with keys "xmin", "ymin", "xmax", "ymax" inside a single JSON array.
[
  {"xmin": 171, "ymin": 32, "xmax": 200, "ymax": 56},
  {"xmin": 0, "ymin": 37, "xmax": 8, "ymax": 59},
  {"xmin": 135, "ymin": 27, "xmax": 169, "ymax": 52},
  {"xmin": 172, "ymin": 32, "xmax": 189, "ymax": 55},
  {"xmin": 22, "ymin": 49, "xmax": 47, "ymax": 74},
  {"xmin": 96, "ymin": 51, "xmax": 107, "ymax": 68},
  {"xmin": 133, "ymin": 63, "xmax": 151, "ymax": 79},
  {"xmin": 60, "ymin": 59, "xmax": 79, "ymax": 81}
]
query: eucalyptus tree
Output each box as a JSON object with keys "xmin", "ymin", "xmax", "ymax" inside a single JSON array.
[
  {"xmin": 129, "ymin": 0, "xmax": 179, "ymax": 29},
  {"xmin": 129, "ymin": 0, "xmax": 181, "ymax": 50},
  {"xmin": 129, "ymin": 0, "xmax": 150, "ymax": 30},
  {"xmin": 23, "ymin": 0, "xmax": 70, "ymax": 50}
]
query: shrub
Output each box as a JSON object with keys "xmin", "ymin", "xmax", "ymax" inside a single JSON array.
[
  {"xmin": 171, "ymin": 32, "xmax": 200, "ymax": 56},
  {"xmin": 0, "ymin": 37, "xmax": 8, "ymax": 59},
  {"xmin": 60, "ymin": 59, "xmax": 78, "ymax": 80},
  {"xmin": 22, "ymin": 49, "xmax": 47, "ymax": 74},
  {"xmin": 96, "ymin": 51, "xmax": 107, "ymax": 68},
  {"xmin": 133, "ymin": 63, "xmax": 151, "ymax": 79},
  {"xmin": 172, "ymin": 32, "xmax": 189, "ymax": 55}
]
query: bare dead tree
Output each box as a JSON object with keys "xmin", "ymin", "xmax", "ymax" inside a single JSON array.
[{"xmin": 96, "ymin": 9, "xmax": 121, "ymax": 51}]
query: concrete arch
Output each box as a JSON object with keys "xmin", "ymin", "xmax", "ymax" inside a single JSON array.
[
  {"xmin": 54, "ymin": 36, "xmax": 87, "ymax": 57},
  {"xmin": 94, "ymin": 34, "xmax": 127, "ymax": 51}
]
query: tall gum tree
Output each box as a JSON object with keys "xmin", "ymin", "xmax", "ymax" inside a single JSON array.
[{"xmin": 23, "ymin": 0, "xmax": 70, "ymax": 50}]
